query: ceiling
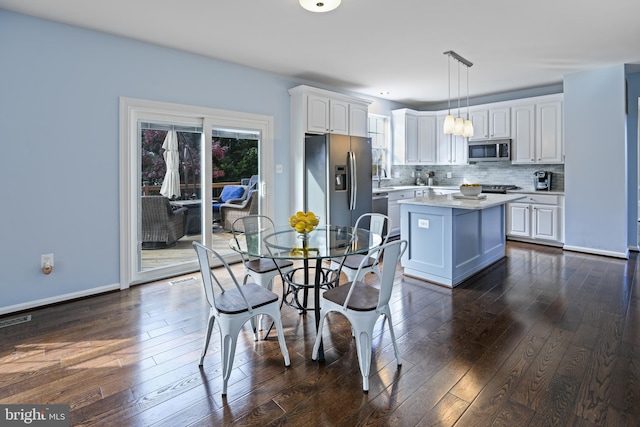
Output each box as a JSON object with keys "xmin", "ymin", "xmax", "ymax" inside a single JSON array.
[{"xmin": 2, "ymin": 0, "xmax": 639, "ymax": 108}]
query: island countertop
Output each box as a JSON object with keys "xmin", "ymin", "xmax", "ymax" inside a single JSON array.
[{"xmin": 398, "ymin": 193, "xmax": 526, "ymax": 210}]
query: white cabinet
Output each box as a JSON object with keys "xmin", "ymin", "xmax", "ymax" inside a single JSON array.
[
  {"xmin": 511, "ymin": 104, "xmax": 536, "ymax": 163},
  {"xmin": 306, "ymin": 94, "xmax": 354, "ymax": 135},
  {"xmin": 387, "ymin": 190, "xmax": 415, "ymax": 236},
  {"xmin": 436, "ymin": 115, "xmax": 467, "ymax": 165},
  {"xmin": 297, "ymin": 89, "xmax": 370, "ymax": 136},
  {"xmin": 392, "ymin": 109, "xmax": 437, "ymax": 165},
  {"xmin": 511, "ymin": 96, "xmax": 563, "ymax": 164},
  {"xmin": 417, "ymin": 115, "xmax": 437, "ymax": 163},
  {"xmin": 349, "ymin": 103, "xmax": 369, "ymax": 137},
  {"xmin": 536, "ymin": 100, "xmax": 563, "ymax": 163},
  {"xmin": 507, "ymin": 193, "xmax": 564, "ymax": 245},
  {"xmin": 469, "ymin": 107, "xmax": 510, "ymax": 140}
]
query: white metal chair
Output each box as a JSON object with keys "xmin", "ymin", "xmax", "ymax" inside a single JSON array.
[
  {"xmin": 312, "ymin": 239, "xmax": 407, "ymax": 392},
  {"xmin": 232, "ymin": 215, "xmax": 294, "ymax": 292},
  {"xmin": 232, "ymin": 215, "xmax": 294, "ymax": 335},
  {"xmin": 193, "ymin": 242, "xmax": 290, "ymax": 396},
  {"xmin": 331, "ymin": 213, "xmax": 391, "ymax": 283}
]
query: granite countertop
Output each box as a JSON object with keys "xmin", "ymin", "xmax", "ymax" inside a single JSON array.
[
  {"xmin": 398, "ymin": 193, "xmax": 527, "ymax": 210},
  {"xmin": 380, "ymin": 185, "xmax": 458, "ymax": 192},
  {"xmin": 377, "ymin": 185, "xmax": 564, "ymax": 195},
  {"xmin": 507, "ymin": 189, "xmax": 564, "ymax": 195}
]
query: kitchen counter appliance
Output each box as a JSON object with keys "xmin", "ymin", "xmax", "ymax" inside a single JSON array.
[
  {"xmin": 479, "ymin": 184, "xmax": 519, "ymax": 194},
  {"xmin": 467, "ymin": 139, "xmax": 511, "ymax": 162},
  {"xmin": 534, "ymin": 171, "xmax": 552, "ymax": 191}
]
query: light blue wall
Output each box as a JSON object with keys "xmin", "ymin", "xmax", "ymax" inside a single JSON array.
[
  {"xmin": 564, "ymin": 65, "xmax": 629, "ymax": 257},
  {"xmin": 0, "ymin": 10, "xmax": 399, "ymax": 313},
  {"xmin": 626, "ymin": 70, "xmax": 640, "ymax": 249}
]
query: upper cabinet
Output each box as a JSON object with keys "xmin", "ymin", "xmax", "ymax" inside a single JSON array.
[
  {"xmin": 511, "ymin": 95, "xmax": 563, "ymax": 164},
  {"xmin": 436, "ymin": 114, "xmax": 467, "ymax": 165},
  {"xmin": 291, "ymin": 86, "xmax": 371, "ymax": 137},
  {"xmin": 349, "ymin": 103, "xmax": 369, "ymax": 137},
  {"xmin": 389, "ymin": 92, "xmax": 564, "ymax": 167},
  {"xmin": 392, "ymin": 109, "xmax": 437, "ymax": 165},
  {"xmin": 469, "ymin": 107, "xmax": 510, "ymax": 140},
  {"xmin": 536, "ymin": 100, "xmax": 563, "ymax": 163}
]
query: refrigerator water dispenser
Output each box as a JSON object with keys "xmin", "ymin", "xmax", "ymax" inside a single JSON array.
[{"xmin": 335, "ymin": 165, "xmax": 347, "ymax": 191}]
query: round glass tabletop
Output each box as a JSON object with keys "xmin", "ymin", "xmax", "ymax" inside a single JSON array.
[{"xmin": 230, "ymin": 225, "xmax": 381, "ymax": 260}]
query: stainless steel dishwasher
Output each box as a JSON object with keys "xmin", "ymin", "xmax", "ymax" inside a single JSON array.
[{"xmin": 372, "ymin": 191, "xmax": 389, "ymax": 236}]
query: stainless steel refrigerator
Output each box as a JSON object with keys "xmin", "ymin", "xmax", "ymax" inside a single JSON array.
[{"xmin": 304, "ymin": 133, "xmax": 372, "ymax": 227}]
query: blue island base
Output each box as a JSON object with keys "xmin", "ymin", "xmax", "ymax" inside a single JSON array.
[{"xmin": 400, "ymin": 203, "xmax": 507, "ymax": 288}]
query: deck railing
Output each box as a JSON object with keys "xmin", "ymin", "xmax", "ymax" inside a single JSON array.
[{"xmin": 141, "ymin": 181, "xmax": 241, "ymax": 198}]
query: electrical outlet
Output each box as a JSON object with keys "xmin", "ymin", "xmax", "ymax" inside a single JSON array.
[
  {"xmin": 447, "ymin": 172, "xmax": 452, "ymax": 178},
  {"xmin": 394, "ymin": 171, "xmax": 400, "ymax": 178},
  {"xmin": 41, "ymin": 253, "xmax": 54, "ymax": 268},
  {"xmin": 411, "ymin": 171, "xmax": 415, "ymax": 177},
  {"xmin": 275, "ymin": 164, "xmax": 283, "ymax": 173}
]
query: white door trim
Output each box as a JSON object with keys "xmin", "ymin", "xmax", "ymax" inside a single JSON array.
[{"xmin": 119, "ymin": 97, "xmax": 275, "ymax": 289}]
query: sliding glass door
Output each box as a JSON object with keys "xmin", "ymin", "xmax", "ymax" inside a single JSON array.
[{"xmin": 120, "ymin": 98, "xmax": 275, "ymax": 288}]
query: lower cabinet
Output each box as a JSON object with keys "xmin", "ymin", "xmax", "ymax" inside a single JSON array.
[
  {"xmin": 387, "ymin": 190, "xmax": 415, "ymax": 237},
  {"xmin": 507, "ymin": 193, "xmax": 564, "ymax": 245}
]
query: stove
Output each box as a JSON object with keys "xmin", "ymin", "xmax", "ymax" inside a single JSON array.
[{"xmin": 479, "ymin": 184, "xmax": 519, "ymax": 194}]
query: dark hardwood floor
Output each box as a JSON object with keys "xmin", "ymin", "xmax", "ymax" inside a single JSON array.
[{"xmin": 1, "ymin": 241, "xmax": 639, "ymax": 426}]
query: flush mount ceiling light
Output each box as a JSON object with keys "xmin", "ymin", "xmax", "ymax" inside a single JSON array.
[
  {"xmin": 443, "ymin": 51, "xmax": 474, "ymax": 138},
  {"xmin": 299, "ymin": 0, "xmax": 341, "ymax": 12}
]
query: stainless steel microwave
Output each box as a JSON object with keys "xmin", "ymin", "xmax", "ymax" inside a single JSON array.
[{"xmin": 467, "ymin": 139, "xmax": 511, "ymax": 162}]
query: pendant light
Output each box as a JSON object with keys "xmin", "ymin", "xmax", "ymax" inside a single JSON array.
[
  {"xmin": 453, "ymin": 60, "xmax": 464, "ymax": 135},
  {"xmin": 463, "ymin": 63, "xmax": 474, "ymax": 137},
  {"xmin": 443, "ymin": 51, "xmax": 474, "ymax": 137},
  {"xmin": 299, "ymin": 0, "xmax": 341, "ymax": 12},
  {"xmin": 443, "ymin": 54, "xmax": 455, "ymax": 134}
]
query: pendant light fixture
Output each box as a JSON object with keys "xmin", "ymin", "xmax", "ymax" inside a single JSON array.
[
  {"xmin": 453, "ymin": 60, "xmax": 464, "ymax": 135},
  {"xmin": 299, "ymin": 0, "xmax": 341, "ymax": 12},
  {"xmin": 443, "ymin": 51, "xmax": 474, "ymax": 137},
  {"xmin": 463, "ymin": 63, "xmax": 474, "ymax": 137},
  {"xmin": 443, "ymin": 54, "xmax": 455, "ymax": 134}
]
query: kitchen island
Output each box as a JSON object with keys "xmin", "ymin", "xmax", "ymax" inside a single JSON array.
[{"xmin": 399, "ymin": 193, "xmax": 525, "ymax": 287}]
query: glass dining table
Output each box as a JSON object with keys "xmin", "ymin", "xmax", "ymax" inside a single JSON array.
[{"xmin": 230, "ymin": 224, "xmax": 382, "ymax": 360}]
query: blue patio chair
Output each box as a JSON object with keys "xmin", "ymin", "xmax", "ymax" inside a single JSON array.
[{"xmin": 212, "ymin": 185, "xmax": 247, "ymax": 221}]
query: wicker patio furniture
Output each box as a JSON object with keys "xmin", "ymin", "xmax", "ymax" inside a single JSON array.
[
  {"xmin": 220, "ymin": 189, "xmax": 258, "ymax": 231},
  {"xmin": 141, "ymin": 196, "xmax": 187, "ymax": 249}
]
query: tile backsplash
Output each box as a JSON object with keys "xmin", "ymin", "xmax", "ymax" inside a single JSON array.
[{"xmin": 380, "ymin": 163, "xmax": 565, "ymax": 192}]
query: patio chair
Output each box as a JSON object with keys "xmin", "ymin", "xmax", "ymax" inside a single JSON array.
[
  {"xmin": 193, "ymin": 242, "xmax": 290, "ymax": 396},
  {"xmin": 330, "ymin": 213, "xmax": 390, "ymax": 283},
  {"xmin": 141, "ymin": 196, "xmax": 187, "ymax": 249},
  {"xmin": 220, "ymin": 189, "xmax": 258, "ymax": 231},
  {"xmin": 312, "ymin": 240, "xmax": 407, "ymax": 392},
  {"xmin": 247, "ymin": 174, "xmax": 259, "ymax": 190},
  {"xmin": 212, "ymin": 185, "xmax": 247, "ymax": 222}
]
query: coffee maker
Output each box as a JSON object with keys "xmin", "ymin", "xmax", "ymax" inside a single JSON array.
[{"xmin": 534, "ymin": 171, "xmax": 552, "ymax": 191}]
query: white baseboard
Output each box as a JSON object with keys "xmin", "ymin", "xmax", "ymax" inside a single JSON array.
[
  {"xmin": 563, "ymin": 245, "xmax": 629, "ymax": 259},
  {"xmin": 0, "ymin": 283, "xmax": 121, "ymax": 316}
]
